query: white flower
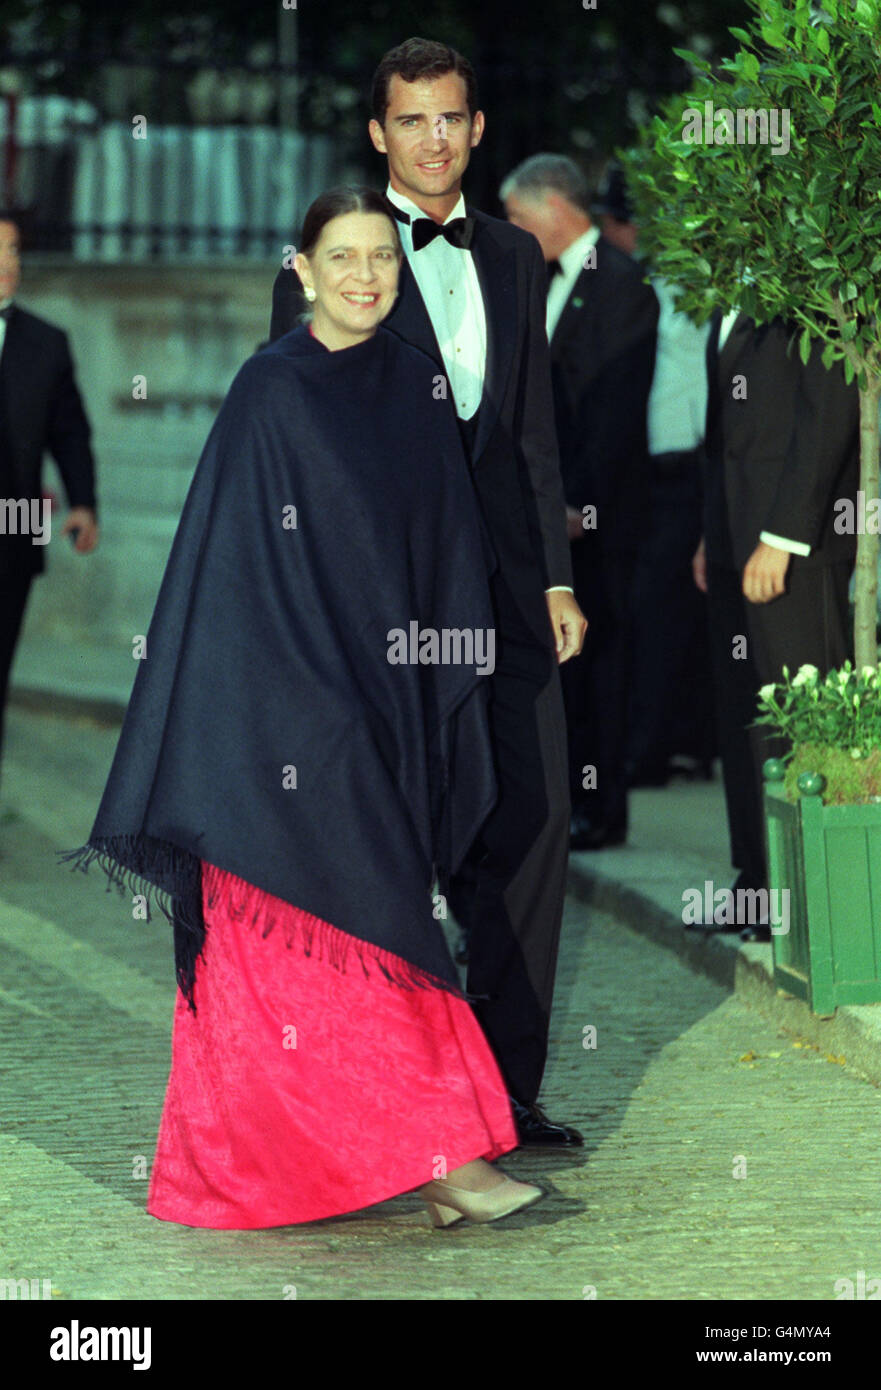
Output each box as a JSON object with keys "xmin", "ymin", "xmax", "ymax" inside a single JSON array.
[
  {"xmin": 839, "ymin": 671, "xmax": 851, "ymax": 687},
  {"xmin": 758, "ymin": 683, "xmax": 777, "ymax": 702},
  {"xmin": 852, "ymin": 748, "xmax": 863, "ymax": 759},
  {"xmin": 792, "ymin": 664, "xmax": 819, "ymax": 687},
  {"xmin": 861, "ymin": 666, "xmax": 877, "ymax": 680}
]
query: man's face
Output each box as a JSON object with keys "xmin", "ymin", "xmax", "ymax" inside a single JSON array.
[
  {"xmin": 0, "ymin": 220, "xmax": 21, "ymax": 299},
  {"xmin": 369, "ymin": 71, "xmax": 484, "ymax": 208},
  {"xmin": 503, "ymin": 191, "xmax": 559, "ymax": 261}
]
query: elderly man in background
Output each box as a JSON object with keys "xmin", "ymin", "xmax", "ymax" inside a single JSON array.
[{"xmin": 502, "ymin": 154, "xmax": 658, "ymax": 850}]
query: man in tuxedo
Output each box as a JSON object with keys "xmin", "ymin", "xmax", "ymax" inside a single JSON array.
[
  {"xmin": 271, "ymin": 39, "xmax": 587, "ymax": 1144},
  {"xmin": 501, "ymin": 154, "xmax": 658, "ymax": 849},
  {"xmin": 0, "ymin": 211, "xmax": 99, "ymax": 797},
  {"xmin": 692, "ymin": 310, "xmax": 859, "ymax": 939}
]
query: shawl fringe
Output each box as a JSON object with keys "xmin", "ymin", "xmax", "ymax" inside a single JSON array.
[{"xmin": 57, "ymin": 836, "xmax": 469, "ymax": 1014}]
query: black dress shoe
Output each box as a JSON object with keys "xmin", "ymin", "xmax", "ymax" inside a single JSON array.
[
  {"xmin": 684, "ymin": 871, "xmax": 767, "ymax": 934},
  {"xmin": 569, "ymin": 808, "xmax": 626, "ymax": 851},
  {"xmin": 511, "ymin": 1098, "xmax": 584, "ymax": 1146}
]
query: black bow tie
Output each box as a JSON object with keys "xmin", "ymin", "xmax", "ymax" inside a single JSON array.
[
  {"xmin": 387, "ymin": 203, "xmax": 474, "ymax": 253},
  {"xmin": 411, "ymin": 216, "xmax": 474, "ymax": 251},
  {"xmin": 0, "ymin": 304, "xmax": 12, "ymax": 321},
  {"xmin": 546, "ymin": 259, "xmax": 563, "ymax": 284}
]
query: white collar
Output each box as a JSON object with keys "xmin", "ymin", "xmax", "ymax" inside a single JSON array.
[
  {"xmin": 385, "ymin": 182, "xmax": 467, "ymax": 226},
  {"xmin": 559, "ymin": 224, "xmax": 600, "ymax": 276}
]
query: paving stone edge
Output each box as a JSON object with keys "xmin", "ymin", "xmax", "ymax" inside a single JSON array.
[{"xmin": 567, "ymin": 861, "xmax": 881, "ymax": 1091}]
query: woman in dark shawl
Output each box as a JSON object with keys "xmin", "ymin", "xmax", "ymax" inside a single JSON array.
[{"xmin": 60, "ymin": 187, "xmax": 543, "ymax": 1229}]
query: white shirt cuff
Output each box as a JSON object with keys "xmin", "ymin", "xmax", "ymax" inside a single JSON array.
[
  {"xmin": 759, "ymin": 530, "xmax": 811, "ymax": 557},
  {"xmin": 545, "ymin": 586, "xmax": 574, "ymax": 593}
]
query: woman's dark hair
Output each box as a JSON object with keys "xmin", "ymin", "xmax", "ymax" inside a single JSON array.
[
  {"xmin": 371, "ymin": 37, "xmax": 478, "ymax": 127},
  {"xmin": 299, "ymin": 185, "xmax": 402, "ymax": 258}
]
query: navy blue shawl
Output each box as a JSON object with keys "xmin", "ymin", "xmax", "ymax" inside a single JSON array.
[{"xmin": 59, "ymin": 324, "xmax": 498, "ymax": 1009}]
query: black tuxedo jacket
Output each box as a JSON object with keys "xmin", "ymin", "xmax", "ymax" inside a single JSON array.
[
  {"xmin": 548, "ymin": 236, "xmax": 659, "ymax": 550},
  {"xmin": 270, "ymin": 207, "xmax": 573, "ymax": 643},
  {"xmin": 704, "ymin": 311, "xmax": 859, "ymax": 571},
  {"xmin": 0, "ymin": 304, "xmax": 97, "ymax": 577}
]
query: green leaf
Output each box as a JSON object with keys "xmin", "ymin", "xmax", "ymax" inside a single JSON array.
[
  {"xmin": 761, "ymin": 24, "xmax": 787, "ymax": 48},
  {"xmin": 672, "ymin": 47, "xmax": 710, "ymax": 70},
  {"xmin": 799, "ymin": 326, "xmax": 812, "ymax": 365}
]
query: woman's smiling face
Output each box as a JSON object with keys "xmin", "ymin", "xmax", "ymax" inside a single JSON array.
[{"xmin": 295, "ymin": 211, "xmax": 402, "ymax": 348}]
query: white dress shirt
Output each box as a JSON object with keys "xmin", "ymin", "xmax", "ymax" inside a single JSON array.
[
  {"xmin": 647, "ymin": 277, "xmax": 710, "ymax": 455},
  {"xmin": 546, "ymin": 226, "xmax": 601, "ymax": 342},
  {"xmin": 0, "ymin": 296, "xmax": 12, "ymax": 357},
  {"xmin": 384, "ymin": 184, "xmax": 486, "ymax": 420},
  {"xmin": 717, "ymin": 307, "xmax": 809, "ymax": 557},
  {"xmin": 385, "ymin": 184, "xmax": 573, "ymax": 596}
]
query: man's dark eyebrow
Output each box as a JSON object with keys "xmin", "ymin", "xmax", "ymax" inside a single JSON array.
[{"xmin": 392, "ymin": 109, "xmax": 466, "ymax": 122}]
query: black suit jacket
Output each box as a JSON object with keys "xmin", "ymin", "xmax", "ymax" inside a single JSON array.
[
  {"xmin": 548, "ymin": 236, "xmax": 659, "ymax": 550},
  {"xmin": 704, "ymin": 311, "xmax": 859, "ymax": 571},
  {"xmin": 0, "ymin": 304, "xmax": 97, "ymax": 577},
  {"xmin": 270, "ymin": 207, "xmax": 573, "ymax": 644}
]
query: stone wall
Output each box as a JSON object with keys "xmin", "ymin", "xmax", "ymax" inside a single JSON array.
[{"xmin": 13, "ymin": 262, "xmax": 278, "ymax": 660}]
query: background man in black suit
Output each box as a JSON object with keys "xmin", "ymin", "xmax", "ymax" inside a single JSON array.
[
  {"xmin": 693, "ymin": 309, "xmax": 859, "ymax": 937},
  {"xmin": 270, "ymin": 39, "xmax": 587, "ymax": 1145},
  {"xmin": 0, "ymin": 211, "xmax": 99, "ymax": 797},
  {"xmin": 501, "ymin": 154, "xmax": 658, "ymax": 849}
]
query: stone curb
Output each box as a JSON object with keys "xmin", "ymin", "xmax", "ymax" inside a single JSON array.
[{"xmin": 567, "ymin": 860, "xmax": 881, "ymax": 1090}]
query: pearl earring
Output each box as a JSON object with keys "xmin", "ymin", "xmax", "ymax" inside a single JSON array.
[{"xmin": 304, "ymin": 286, "xmax": 316, "ymax": 302}]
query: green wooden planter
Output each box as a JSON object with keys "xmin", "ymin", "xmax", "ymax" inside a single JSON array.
[{"xmin": 763, "ymin": 759, "xmax": 881, "ymax": 1015}]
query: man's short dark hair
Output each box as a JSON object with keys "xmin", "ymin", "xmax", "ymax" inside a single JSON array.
[{"xmin": 371, "ymin": 37, "xmax": 478, "ymax": 126}]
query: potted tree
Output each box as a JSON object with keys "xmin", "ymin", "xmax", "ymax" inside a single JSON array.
[{"xmin": 621, "ymin": 0, "xmax": 881, "ymax": 1012}]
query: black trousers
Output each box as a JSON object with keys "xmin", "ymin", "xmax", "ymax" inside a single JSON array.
[
  {"xmin": 443, "ymin": 569, "xmax": 570, "ymax": 1107},
  {"xmin": 561, "ymin": 538, "xmax": 635, "ymax": 830},
  {"xmin": 706, "ymin": 559, "xmax": 852, "ymax": 889},
  {"xmin": 627, "ymin": 452, "xmax": 715, "ymax": 774},
  {"xmin": 0, "ymin": 564, "xmax": 33, "ymax": 794}
]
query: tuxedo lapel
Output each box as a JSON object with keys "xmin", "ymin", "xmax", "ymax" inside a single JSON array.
[
  {"xmin": 549, "ymin": 265, "xmax": 598, "ymax": 359},
  {"xmin": 717, "ymin": 310, "xmax": 753, "ymax": 382},
  {"xmin": 467, "ymin": 210, "xmax": 517, "ymax": 460},
  {"xmin": 382, "ymin": 256, "xmax": 445, "ymax": 366}
]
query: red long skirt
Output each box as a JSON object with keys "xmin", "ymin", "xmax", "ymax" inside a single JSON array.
[{"xmin": 146, "ymin": 862, "xmax": 519, "ymax": 1228}]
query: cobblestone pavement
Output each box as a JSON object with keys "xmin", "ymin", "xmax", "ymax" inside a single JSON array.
[{"xmin": 2, "ymin": 706, "xmax": 880, "ymax": 1302}]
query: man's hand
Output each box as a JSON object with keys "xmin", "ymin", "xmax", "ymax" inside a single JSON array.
[
  {"xmin": 742, "ymin": 540, "xmax": 790, "ymax": 604},
  {"xmin": 692, "ymin": 537, "xmax": 707, "ymax": 594},
  {"xmin": 566, "ymin": 505, "xmax": 585, "ymax": 542},
  {"xmin": 546, "ymin": 590, "xmax": 588, "ymax": 664},
  {"xmin": 62, "ymin": 507, "xmax": 99, "ymax": 553}
]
